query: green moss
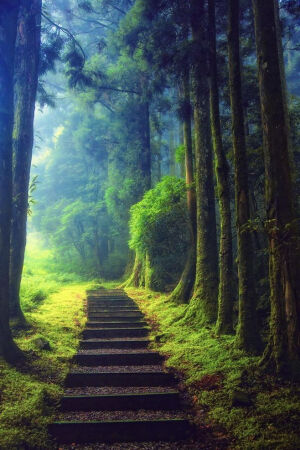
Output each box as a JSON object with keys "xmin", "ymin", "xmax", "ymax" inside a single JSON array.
[
  {"xmin": 0, "ymin": 280, "xmax": 94, "ymax": 449},
  {"xmin": 127, "ymin": 287, "xmax": 300, "ymax": 449}
]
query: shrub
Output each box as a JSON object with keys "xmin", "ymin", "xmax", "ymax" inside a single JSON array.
[{"xmin": 129, "ymin": 176, "xmax": 189, "ymax": 289}]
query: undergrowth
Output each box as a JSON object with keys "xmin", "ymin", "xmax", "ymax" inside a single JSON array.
[
  {"xmin": 126, "ymin": 287, "xmax": 300, "ymax": 450},
  {"xmin": 0, "ymin": 279, "xmax": 97, "ymax": 449}
]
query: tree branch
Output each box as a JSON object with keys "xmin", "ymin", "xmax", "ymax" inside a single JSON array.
[{"xmin": 41, "ymin": 12, "xmax": 86, "ymax": 66}]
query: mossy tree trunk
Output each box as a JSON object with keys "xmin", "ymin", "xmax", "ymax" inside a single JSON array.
[
  {"xmin": 228, "ymin": 0, "xmax": 261, "ymax": 353},
  {"xmin": 0, "ymin": 0, "xmax": 24, "ymax": 363},
  {"xmin": 208, "ymin": 0, "xmax": 234, "ymax": 334},
  {"xmin": 144, "ymin": 252, "xmax": 164, "ymax": 291},
  {"xmin": 170, "ymin": 68, "xmax": 196, "ymax": 304},
  {"xmin": 10, "ymin": 0, "xmax": 42, "ymax": 325},
  {"xmin": 127, "ymin": 98, "xmax": 151, "ymax": 286},
  {"xmin": 252, "ymin": 0, "xmax": 300, "ymax": 376},
  {"xmin": 186, "ymin": 0, "xmax": 218, "ymax": 325}
]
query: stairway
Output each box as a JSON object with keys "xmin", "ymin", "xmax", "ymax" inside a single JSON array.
[{"xmin": 50, "ymin": 289, "xmax": 192, "ymax": 446}]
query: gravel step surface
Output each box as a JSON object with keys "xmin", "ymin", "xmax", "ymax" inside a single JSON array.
[
  {"xmin": 64, "ymin": 386, "xmax": 179, "ymax": 395},
  {"xmin": 57, "ymin": 409, "xmax": 188, "ymax": 422},
  {"xmin": 71, "ymin": 365, "xmax": 165, "ymax": 373}
]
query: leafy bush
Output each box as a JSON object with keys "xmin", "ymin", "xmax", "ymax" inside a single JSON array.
[{"xmin": 129, "ymin": 176, "xmax": 189, "ymax": 288}]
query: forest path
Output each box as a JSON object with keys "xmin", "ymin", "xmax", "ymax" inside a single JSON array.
[{"xmin": 49, "ymin": 289, "xmax": 200, "ymax": 449}]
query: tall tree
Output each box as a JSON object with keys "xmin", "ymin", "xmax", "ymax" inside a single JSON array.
[
  {"xmin": 170, "ymin": 68, "xmax": 196, "ymax": 303},
  {"xmin": 186, "ymin": 0, "xmax": 218, "ymax": 325},
  {"xmin": 227, "ymin": 0, "xmax": 261, "ymax": 352},
  {"xmin": 0, "ymin": 0, "xmax": 23, "ymax": 362},
  {"xmin": 10, "ymin": 0, "xmax": 42, "ymax": 325},
  {"xmin": 208, "ymin": 0, "xmax": 234, "ymax": 334},
  {"xmin": 252, "ymin": 0, "xmax": 300, "ymax": 376}
]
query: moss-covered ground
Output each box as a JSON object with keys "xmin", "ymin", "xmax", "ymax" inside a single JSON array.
[
  {"xmin": 126, "ymin": 287, "xmax": 300, "ymax": 450},
  {"xmin": 0, "ymin": 277, "xmax": 97, "ymax": 449}
]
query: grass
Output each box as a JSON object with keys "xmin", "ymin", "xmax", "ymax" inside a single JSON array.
[
  {"xmin": 0, "ymin": 277, "xmax": 98, "ymax": 449},
  {"xmin": 126, "ymin": 287, "xmax": 300, "ymax": 450}
]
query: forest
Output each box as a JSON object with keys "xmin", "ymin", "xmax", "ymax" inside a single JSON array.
[{"xmin": 0, "ymin": 0, "xmax": 299, "ymax": 448}]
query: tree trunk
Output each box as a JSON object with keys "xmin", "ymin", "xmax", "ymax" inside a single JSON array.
[
  {"xmin": 169, "ymin": 124, "xmax": 176, "ymax": 176},
  {"xmin": 179, "ymin": 122, "xmax": 185, "ymax": 178},
  {"xmin": 140, "ymin": 100, "xmax": 151, "ymax": 191},
  {"xmin": 170, "ymin": 69, "xmax": 196, "ymax": 304},
  {"xmin": 252, "ymin": 0, "xmax": 300, "ymax": 376},
  {"xmin": 208, "ymin": 0, "xmax": 234, "ymax": 334},
  {"xmin": 0, "ymin": 0, "xmax": 23, "ymax": 362},
  {"xmin": 10, "ymin": 0, "xmax": 42, "ymax": 325},
  {"xmin": 186, "ymin": 0, "xmax": 218, "ymax": 325},
  {"xmin": 228, "ymin": 0, "xmax": 261, "ymax": 352},
  {"xmin": 125, "ymin": 253, "xmax": 145, "ymax": 288},
  {"xmin": 127, "ymin": 99, "xmax": 152, "ymax": 285}
]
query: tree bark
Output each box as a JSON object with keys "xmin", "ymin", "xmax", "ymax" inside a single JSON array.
[
  {"xmin": 228, "ymin": 0, "xmax": 261, "ymax": 352},
  {"xmin": 252, "ymin": 0, "xmax": 300, "ymax": 376},
  {"xmin": 208, "ymin": 0, "xmax": 234, "ymax": 334},
  {"xmin": 170, "ymin": 69, "xmax": 196, "ymax": 304},
  {"xmin": 186, "ymin": 0, "xmax": 219, "ymax": 325},
  {"xmin": 139, "ymin": 100, "xmax": 151, "ymax": 191},
  {"xmin": 10, "ymin": 0, "xmax": 42, "ymax": 325},
  {"xmin": 0, "ymin": 0, "xmax": 23, "ymax": 362},
  {"xmin": 169, "ymin": 124, "xmax": 176, "ymax": 176},
  {"xmin": 127, "ymin": 98, "xmax": 152, "ymax": 285}
]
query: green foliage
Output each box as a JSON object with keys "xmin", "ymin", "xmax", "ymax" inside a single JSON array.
[
  {"xmin": 129, "ymin": 176, "xmax": 188, "ymax": 255},
  {"xmin": 129, "ymin": 176, "xmax": 189, "ymax": 288},
  {"xmin": 0, "ymin": 280, "xmax": 93, "ymax": 449},
  {"xmin": 175, "ymin": 144, "xmax": 185, "ymax": 164}
]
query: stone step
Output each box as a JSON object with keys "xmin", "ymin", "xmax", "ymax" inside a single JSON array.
[
  {"xmin": 88, "ymin": 307, "xmax": 140, "ymax": 312},
  {"xmin": 88, "ymin": 314, "xmax": 143, "ymax": 321},
  {"xmin": 88, "ymin": 302, "xmax": 135, "ymax": 308},
  {"xmin": 65, "ymin": 371, "xmax": 175, "ymax": 387},
  {"xmin": 74, "ymin": 352, "xmax": 162, "ymax": 366},
  {"xmin": 83, "ymin": 328, "xmax": 148, "ymax": 339},
  {"xmin": 87, "ymin": 316, "xmax": 144, "ymax": 323},
  {"xmin": 86, "ymin": 321, "xmax": 147, "ymax": 328},
  {"xmin": 88, "ymin": 311, "xmax": 143, "ymax": 317},
  {"xmin": 87, "ymin": 294, "xmax": 127, "ymax": 298},
  {"xmin": 79, "ymin": 339, "xmax": 150, "ymax": 349},
  {"xmin": 49, "ymin": 418, "xmax": 190, "ymax": 444},
  {"xmin": 60, "ymin": 391, "xmax": 181, "ymax": 411}
]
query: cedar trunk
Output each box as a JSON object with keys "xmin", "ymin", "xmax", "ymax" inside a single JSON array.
[
  {"xmin": 10, "ymin": 0, "xmax": 42, "ymax": 323},
  {"xmin": 252, "ymin": 0, "xmax": 300, "ymax": 376},
  {"xmin": 170, "ymin": 69, "xmax": 196, "ymax": 304},
  {"xmin": 228, "ymin": 0, "xmax": 261, "ymax": 352},
  {"xmin": 208, "ymin": 0, "xmax": 234, "ymax": 334},
  {"xmin": 186, "ymin": 0, "xmax": 218, "ymax": 325},
  {"xmin": 0, "ymin": 0, "xmax": 23, "ymax": 362}
]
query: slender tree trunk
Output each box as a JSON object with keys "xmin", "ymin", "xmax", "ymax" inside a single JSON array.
[
  {"xmin": 140, "ymin": 100, "xmax": 151, "ymax": 191},
  {"xmin": 169, "ymin": 124, "xmax": 176, "ymax": 176},
  {"xmin": 10, "ymin": 0, "xmax": 42, "ymax": 325},
  {"xmin": 127, "ymin": 99, "xmax": 152, "ymax": 286},
  {"xmin": 273, "ymin": 0, "xmax": 296, "ymax": 196},
  {"xmin": 208, "ymin": 0, "xmax": 234, "ymax": 334},
  {"xmin": 170, "ymin": 69, "xmax": 196, "ymax": 303},
  {"xmin": 186, "ymin": 0, "xmax": 218, "ymax": 325},
  {"xmin": 179, "ymin": 122, "xmax": 185, "ymax": 178},
  {"xmin": 252, "ymin": 0, "xmax": 300, "ymax": 377},
  {"xmin": 228, "ymin": 0, "xmax": 261, "ymax": 352},
  {"xmin": 0, "ymin": 0, "xmax": 23, "ymax": 362}
]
